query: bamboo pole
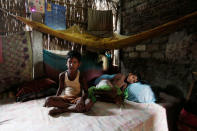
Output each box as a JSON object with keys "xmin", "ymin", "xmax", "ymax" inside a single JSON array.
[{"xmin": 186, "ymin": 72, "xmax": 197, "ymax": 101}]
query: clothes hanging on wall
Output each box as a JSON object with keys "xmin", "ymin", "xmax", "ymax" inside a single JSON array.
[
  {"xmin": 45, "ymin": 2, "xmax": 66, "ymax": 30},
  {"xmin": 28, "ymin": 0, "xmax": 45, "ymax": 13},
  {"xmin": 0, "ymin": 32, "xmax": 33, "ymax": 93},
  {"xmin": 88, "ymin": 9, "xmax": 113, "ymax": 37}
]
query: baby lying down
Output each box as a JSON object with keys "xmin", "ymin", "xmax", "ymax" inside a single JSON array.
[{"xmin": 88, "ymin": 73, "xmax": 139, "ymax": 106}]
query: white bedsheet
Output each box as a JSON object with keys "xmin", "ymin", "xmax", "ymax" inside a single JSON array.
[{"xmin": 0, "ymin": 99, "xmax": 168, "ymax": 131}]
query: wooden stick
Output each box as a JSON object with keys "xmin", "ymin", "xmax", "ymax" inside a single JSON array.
[{"xmin": 186, "ymin": 72, "xmax": 197, "ymax": 101}]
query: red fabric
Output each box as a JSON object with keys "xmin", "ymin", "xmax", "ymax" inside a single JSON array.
[
  {"xmin": 178, "ymin": 108, "xmax": 197, "ymax": 130},
  {"xmin": 16, "ymin": 78, "xmax": 57, "ymax": 97},
  {"xmin": 177, "ymin": 123, "xmax": 196, "ymax": 131},
  {"xmin": 82, "ymin": 69, "xmax": 103, "ymax": 83},
  {"xmin": 44, "ymin": 63, "xmax": 61, "ymax": 82},
  {"xmin": 0, "ymin": 36, "xmax": 3, "ymax": 63}
]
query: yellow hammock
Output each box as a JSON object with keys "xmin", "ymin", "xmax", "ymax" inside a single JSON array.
[{"xmin": 15, "ymin": 11, "xmax": 197, "ymax": 50}]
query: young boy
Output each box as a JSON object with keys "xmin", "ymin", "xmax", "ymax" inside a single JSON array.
[{"xmin": 44, "ymin": 51, "xmax": 93, "ymax": 116}]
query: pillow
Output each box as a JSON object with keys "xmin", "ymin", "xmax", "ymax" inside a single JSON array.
[
  {"xmin": 94, "ymin": 74, "xmax": 116, "ymax": 85},
  {"xmin": 16, "ymin": 78, "xmax": 57, "ymax": 102},
  {"xmin": 125, "ymin": 82, "xmax": 156, "ymax": 103}
]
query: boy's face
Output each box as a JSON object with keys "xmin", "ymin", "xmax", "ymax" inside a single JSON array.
[
  {"xmin": 67, "ymin": 57, "xmax": 80, "ymax": 73},
  {"xmin": 127, "ymin": 73, "xmax": 138, "ymax": 84}
]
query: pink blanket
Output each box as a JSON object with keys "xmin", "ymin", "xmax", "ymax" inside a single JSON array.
[{"xmin": 0, "ymin": 36, "xmax": 3, "ymax": 63}]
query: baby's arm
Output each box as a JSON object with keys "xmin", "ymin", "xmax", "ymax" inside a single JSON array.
[
  {"xmin": 110, "ymin": 73, "xmax": 126, "ymax": 87},
  {"xmin": 106, "ymin": 80, "xmax": 113, "ymax": 88}
]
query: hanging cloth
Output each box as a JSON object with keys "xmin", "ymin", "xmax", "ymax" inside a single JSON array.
[
  {"xmin": 87, "ymin": 9, "xmax": 113, "ymax": 38},
  {"xmin": 45, "ymin": 2, "xmax": 66, "ymax": 30},
  {"xmin": 28, "ymin": 0, "xmax": 45, "ymax": 13}
]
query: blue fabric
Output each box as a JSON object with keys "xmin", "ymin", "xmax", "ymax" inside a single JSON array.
[
  {"xmin": 43, "ymin": 49, "xmax": 102, "ymax": 72},
  {"xmin": 45, "ymin": 3, "xmax": 66, "ymax": 30},
  {"xmin": 43, "ymin": 49, "xmax": 67, "ymax": 71},
  {"xmin": 126, "ymin": 82, "xmax": 156, "ymax": 103},
  {"xmin": 79, "ymin": 56, "xmax": 103, "ymax": 72},
  {"xmin": 94, "ymin": 74, "xmax": 116, "ymax": 85}
]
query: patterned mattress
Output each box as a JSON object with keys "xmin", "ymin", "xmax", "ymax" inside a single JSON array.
[{"xmin": 0, "ymin": 99, "xmax": 168, "ymax": 131}]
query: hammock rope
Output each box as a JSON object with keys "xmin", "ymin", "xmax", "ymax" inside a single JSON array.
[{"xmin": 1, "ymin": 8, "xmax": 197, "ymax": 50}]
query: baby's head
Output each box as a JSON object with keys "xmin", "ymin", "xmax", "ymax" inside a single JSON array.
[
  {"xmin": 110, "ymin": 73, "xmax": 126, "ymax": 88},
  {"xmin": 127, "ymin": 72, "xmax": 141, "ymax": 84}
]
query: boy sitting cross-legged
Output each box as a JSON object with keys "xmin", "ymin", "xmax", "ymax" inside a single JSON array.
[{"xmin": 44, "ymin": 51, "xmax": 94, "ymax": 116}]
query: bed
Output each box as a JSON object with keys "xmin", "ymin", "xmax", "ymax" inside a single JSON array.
[
  {"xmin": 0, "ymin": 49, "xmax": 168, "ymax": 131},
  {"xmin": 0, "ymin": 98, "xmax": 168, "ymax": 131}
]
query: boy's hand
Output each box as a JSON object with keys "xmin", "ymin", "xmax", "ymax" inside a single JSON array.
[{"xmin": 76, "ymin": 98, "xmax": 85, "ymax": 112}]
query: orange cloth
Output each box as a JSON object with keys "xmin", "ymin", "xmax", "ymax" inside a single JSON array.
[{"xmin": 62, "ymin": 96, "xmax": 81, "ymax": 104}]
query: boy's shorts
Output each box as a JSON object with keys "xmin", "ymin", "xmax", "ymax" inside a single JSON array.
[{"xmin": 61, "ymin": 96, "xmax": 81, "ymax": 104}]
